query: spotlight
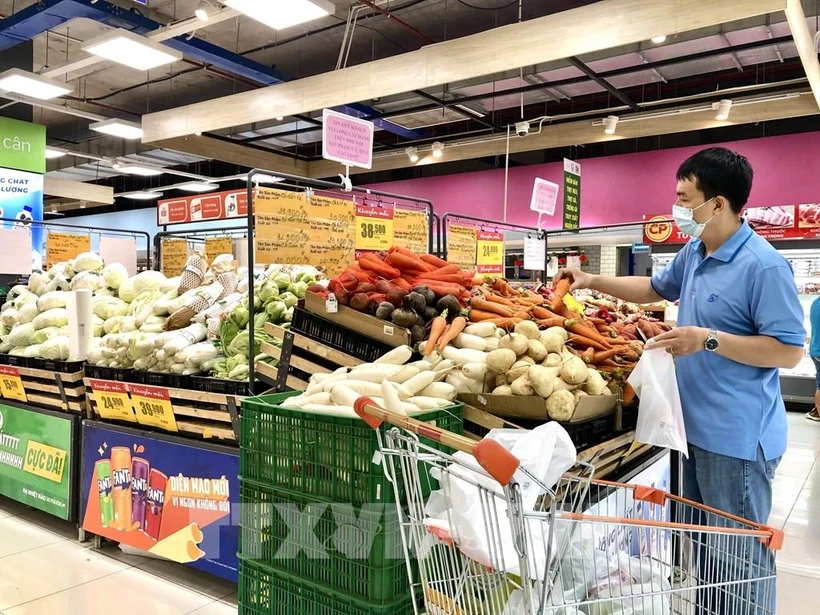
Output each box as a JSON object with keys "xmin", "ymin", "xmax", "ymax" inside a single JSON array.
[
  {"xmin": 431, "ymin": 142, "xmax": 444, "ymax": 159},
  {"xmin": 604, "ymin": 115, "xmax": 619, "ymax": 135},
  {"xmin": 651, "ymin": 35, "xmax": 667, "ymax": 44},
  {"xmin": 714, "ymin": 99, "xmax": 733, "ymax": 121},
  {"xmin": 406, "ymin": 147, "xmax": 419, "ymax": 163},
  {"xmin": 195, "ymin": 0, "xmax": 213, "ymax": 21}
]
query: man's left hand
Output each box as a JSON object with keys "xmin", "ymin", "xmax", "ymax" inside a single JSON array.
[{"xmin": 644, "ymin": 326, "xmax": 709, "ymax": 356}]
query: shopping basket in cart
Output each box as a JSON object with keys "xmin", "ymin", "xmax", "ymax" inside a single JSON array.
[{"xmin": 354, "ymin": 398, "xmax": 784, "ymax": 615}]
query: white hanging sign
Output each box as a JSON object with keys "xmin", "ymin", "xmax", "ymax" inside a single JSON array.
[{"xmin": 523, "ymin": 236, "xmax": 546, "ymax": 271}]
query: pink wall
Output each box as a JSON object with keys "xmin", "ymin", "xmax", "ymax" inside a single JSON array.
[{"xmin": 364, "ymin": 131, "xmax": 820, "ymax": 230}]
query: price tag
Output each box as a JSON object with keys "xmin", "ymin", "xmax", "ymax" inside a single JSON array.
[
  {"xmin": 205, "ymin": 236, "xmax": 233, "ymax": 263},
  {"xmin": 129, "ymin": 384, "xmax": 178, "ymax": 432},
  {"xmin": 89, "ymin": 380, "xmax": 136, "ymax": 423},
  {"xmin": 355, "ymin": 204, "xmax": 394, "ymax": 252},
  {"xmin": 0, "ymin": 365, "xmax": 26, "ymax": 402},
  {"xmin": 476, "ymin": 231, "xmax": 504, "ymax": 275}
]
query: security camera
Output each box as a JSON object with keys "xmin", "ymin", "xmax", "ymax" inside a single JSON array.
[{"xmin": 515, "ymin": 121, "xmax": 530, "ymax": 137}]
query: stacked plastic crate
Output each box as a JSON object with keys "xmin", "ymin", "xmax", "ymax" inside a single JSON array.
[{"xmin": 238, "ymin": 391, "xmax": 464, "ymax": 615}]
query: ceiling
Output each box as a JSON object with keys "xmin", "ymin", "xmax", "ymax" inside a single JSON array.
[{"xmin": 0, "ymin": 0, "xmax": 818, "ymax": 214}]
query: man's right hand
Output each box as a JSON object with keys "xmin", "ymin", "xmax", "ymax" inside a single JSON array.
[{"xmin": 554, "ymin": 268, "xmax": 594, "ymax": 291}]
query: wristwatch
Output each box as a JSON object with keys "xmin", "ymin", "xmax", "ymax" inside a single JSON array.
[{"xmin": 704, "ymin": 329, "xmax": 719, "ymax": 353}]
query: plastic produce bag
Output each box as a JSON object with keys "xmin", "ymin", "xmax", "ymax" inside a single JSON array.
[{"xmin": 627, "ymin": 349, "xmax": 688, "ymax": 457}]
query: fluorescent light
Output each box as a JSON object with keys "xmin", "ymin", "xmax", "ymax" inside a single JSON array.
[
  {"xmin": 240, "ymin": 173, "xmax": 283, "ymax": 184},
  {"xmin": 89, "ymin": 118, "xmax": 143, "ymax": 140},
  {"xmin": 83, "ymin": 28, "xmax": 183, "ymax": 71},
  {"xmin": 112, "ymin": 161, "xmax": 165, "ymax": 177},
  {"xmin": 122, "ymin": 191, "xmax": 163, "ymax": 200},
  {"xmin": 406, "ymin": 147, "xmax": 419, "ymax": 163},
  {"xmin": 714, "ymin": 99, "xmax": 733, "ymax": 120},
  {"xmin": 222, "ymin": 0, "xmax": 334, "ymax": 30},
  {"xmin": 195, "ymin": 0, "xmax": 212, "ymax": 20},
  {"xmin": 275, "ymin": 116, "xmax": 284, "ymax": 121},
  {"xmin": 44, "ymin": 147, "xmax": 68, "ymax": 160},
  {"xmin": 454, "ymin": 103, "xmax": 486, "ymax": 118},
  {"xmin": 604, "ymin": 115, "xmax": 619, "ymax": 135},
  {"xmin": 0, "ymin": 68, "xmax": 73, "ymax": 100},
  {"xmin": 175, "ymin": 182, "xmax": 217, "ymax": 193},
  {"xmin": 651, "ymin": 35, "xmax": 667, "ymax": 44},
  {"xmin": 432, "ymin": 142, "xmax": 444, "ymax": 158}
]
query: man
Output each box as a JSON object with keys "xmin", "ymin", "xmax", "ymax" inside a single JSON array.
[
  {"xmin": 808, "ymin": 296, "xmax": 820, "ymax": 422},
  {"xmin": 556, "ymin": 147, "xmax": 805, "ymax": 611}
]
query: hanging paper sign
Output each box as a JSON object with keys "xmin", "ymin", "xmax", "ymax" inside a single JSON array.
[
  {"xmin": 89, "ymin": 380, "xmax": 136, "ymax": 423},
  {"xmin": 355, "ymin": 204, "xmax": 394, "ymax": 253},
  {"xmin": 392, "ymin": 209, "xmax": 428, "ymax": 254},
  {"xmin": 476, "ymin": 231, "xmax": 504, "ymax": 275},
  {"xmin": 130, "ymin": 385, "xmax": 178, "ymax": 432},
  {"xmin": 0, "ymin": 365, "xmax": 26, "ymax": 402},
  {"xmin": 562, "ymin": 159, "xmax": 581, "ymax": 230},
  {"xmin": 254, "ymin": 188, "xmax": 311, "ymax": 266},
  {"xmin": 446, "ymin": 224, "xmax": 478, "ymax": 272},
  {"xmin": 160, "ymin": 239, "xmax": 189, "ymax": 276},
  {"xmin": 205, "ymin": 236, "xmax": 233, "ymax": 263},
  {"xmin": 322, "ymin": 109, "xmax": 375, "ymax": 170},
  {"xmin": 46, "ymin": 232, "xmax": 90, "ymax": 268},
  {"xmin": 308, "ymin": 195, "xmax": 356, "ymax": 276},
  {"xmin": 567, "ymin": 254, "xmax": 582, "ymax": 269},
  {"xmin": 530, "ymin": 178, "xmax": 559, "ymax": 216},
  {"xmin": 523, "ymin": 236, "xmax": 546, "ymax": 271}
]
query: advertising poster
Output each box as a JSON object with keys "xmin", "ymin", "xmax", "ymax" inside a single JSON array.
[
  {"xmin": 0, "ymin": 403, "xmax": 75, "ymax": 520},
  {"xmin": 562, "ymin": 158, "xmax": 581, "ymax": 230},
  {"xmin": 0, "ymin": 168, "xmax": 44, "ymax": 256},
  {"xmin": 157, "ymin": 189, "xmax": 248, "ymax": 226},
  {"xmin": 81, "ymin": 422, "xmax": 239, "ymax": 581}
]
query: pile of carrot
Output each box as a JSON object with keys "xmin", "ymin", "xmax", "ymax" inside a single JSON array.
[{"xmin": 424, "ymin": 313, "xmax": 467, "ymax": 355}]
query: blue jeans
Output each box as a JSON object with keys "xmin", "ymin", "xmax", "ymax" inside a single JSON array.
[{"xmin": 682, "ymin": 443, "xmax": 780, "ymax": 614}]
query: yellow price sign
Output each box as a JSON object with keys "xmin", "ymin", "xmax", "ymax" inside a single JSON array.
[
  {"xmin": 354, "ymin": 204, "xmax": 394, "ymax": 252},
  {"xmin": 205, "ymin": 236, "xmax": 233, "ymax": 263},
  {"xmin": 129, "ymin": 384, "xmax": 178, "ymax": 432},
  {"xmin": 161, "ymin": 239, "xmax": 189, "ymax": 277},
  {"xmin": 475, "ymin": 231, "xmax": 504, "ymax": 274},
  {"xmin": 47, "ymin": 232, "xmax": 90, "ymax": 269},
  {"xmin": 89, "ymin": 380, "xmax": 137, "ymax": 423},
  {"xmin": 0, "ymin": 365, "xmax": 27, "ymax": 402}
]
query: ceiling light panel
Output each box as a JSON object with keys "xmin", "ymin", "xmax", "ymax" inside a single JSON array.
[
  {"xmin": 222, "ymin": 0, "xmax": 334, "ymax": 30},
  {"xmin": 0, "ymin": 69, "xmax": 73, "ymax": 100},
  {"xmin": 123, "ymin": 192, "xmax": 163, "ymax": 200},
  {"xmin": 175, "ymin": 182, "xmax": 218, "ymax": 193},
  {"xmin": 89, "ymin": 118, "xmax": 143, "ymax": 140},
  {"xmin": 83, "ymin": 29, "xmax": 183, "ymax": 71},
  {"xmin": 113, "ymin": 163, "xmax": 165, "ymax": 177},
  {"xmin": 44, "ymin": 148, "xmax": 68, "ymax": 159}
]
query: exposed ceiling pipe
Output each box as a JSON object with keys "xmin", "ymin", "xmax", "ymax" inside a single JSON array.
[{"xmin": 356, "ymin": 0, "xmax": 437, "ymax": 45}]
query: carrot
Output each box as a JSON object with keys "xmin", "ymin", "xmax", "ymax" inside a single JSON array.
[
  {"xmin": 567, "ymin": 323, "xmax": 613, "ymax": 348},
  {"xmin": 550, "ymin": 278, "xmax": 571, "ymax": 312},
  {"xmin": 438, "ymin": 316, "xmax": 467, "ymax": 350},
  {"xmin": 420, "ymin": 253, "xmax": 450, "ymax": 269},
  {"xmin": 385, "ymin": 251, "xmax": 431, "ymax": 274},
  {"xmin": 531, "ymin": 306, "xmax": 556, "ymax": 320},
  {"xmin": 487, "ymin": 317, "xmax": 523, "ymax": 330},
  {"xmin": 512, "ymin": 310, "xmax": 531, "ymax": 320},
  {"xmin": 485, "ymin": 294, "xmax": 516, "ymax": 308},
  {"xmin": 423, "ymin": 282, "xmax": 468, "ymax": 297},
  {"xmin": 346, "ymin": 267, "xmax": 376, "ymax": 284},
  {"xmin": 468, "ymin": 309, "xmax": 501, "ymax": 322},
  {"xmin": 390, "ymin": 277, "xmax": 412, "ymax": 291},
  {"xmin": 470, "ymin": 298, "xmax": 513, "ymax": 318},
  {"xmin": 426, "ymin": 315, "xmax": 448, "ymax": 355},
  {"xmin": 581, "ymin": 347, "xmax": 595, "ymax": 364},
  {"xmin": 358, "ymin": 254, "xmax": 401, "ymax": 279},
  {"xmin": 592, "ymin": 348, "xmax": 623, "ymax": 365},
  {"xmin": 568, "ymin": 334, "xmax": 610, "ymax": 352},
  {"xmin": 415, "ymin": 273, "xmax": 470, "ymax": 285},
  {"xmin": 536, "ymin": 317, "xmax": 577, "ymax": 329},
  {"xmin": 623, "ymin": 383, "xmax": 637, "ymax": 405}
]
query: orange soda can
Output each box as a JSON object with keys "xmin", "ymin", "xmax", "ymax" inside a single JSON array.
[{"xmin": 110, "ymin": 446, "xmax": 133, "ymax": 531}]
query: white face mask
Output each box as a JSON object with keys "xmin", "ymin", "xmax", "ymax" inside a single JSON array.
[{"xmin": 672, "ymin": 197, "xmax": 717, "ymax": 239}]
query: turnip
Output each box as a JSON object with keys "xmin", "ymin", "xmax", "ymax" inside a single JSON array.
[
  {"xmin": 584, "ymin": 369, "xmax": 609, "ymax": 396},
  {"xmin": 546, "ymin": 390, "xmax": 576, "ymax": 421},
  {"xmin": 561, "ymin": 356, "xmax": 589, "ymax": 385},
  {"xmin": 542, "ymin": 353, "xmax": 562, "ymax": 368},
  {"xmin": 544, "ymin": 326, "xmax": 569, "ymax": 343},
  {"xmin": 514, "ymin": 320, "xmax": 540, "ymax": 340},
  {"xmin": 526, "ymin": 340, "xmax": 548, "ymax": 362},
  {"xmin": 507, "ymin": 360, "xmax": 531, "ymax": 384},
  {"xmin": 529, "ymin": 365, "xmax": 559, "ymax": 398},
  {"xmin": 499, "ymin": 333, "xmax": 529, "ymax": 356},
  {"xmin": 486, "ymin": 348, "xmax": 517, "ymax": 374},
  {"xmin": 510, "ymin": 374, "xmax": 534, "ymax": 396},
  {"xmin": 492, "ymin": 385, "xmax": 513, "ymax": 395},
  {"xmin": 539, "ymin": 331, "xmax": 565, "ymax": 354}
]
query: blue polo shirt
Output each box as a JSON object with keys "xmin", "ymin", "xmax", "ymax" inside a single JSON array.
[{"xmin": 651, "ymin": 220, "xmax": 805, "ymax": 462}]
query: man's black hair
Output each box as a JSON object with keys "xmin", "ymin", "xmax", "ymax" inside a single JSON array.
[{"xmin": 676, "ymin": 147, "xmax": 754, "ymax": 214}]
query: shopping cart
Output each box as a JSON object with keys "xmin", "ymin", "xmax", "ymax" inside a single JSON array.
[{"xmin": 354, "ymin": 398, "xmax": 784, "ymax": 615}]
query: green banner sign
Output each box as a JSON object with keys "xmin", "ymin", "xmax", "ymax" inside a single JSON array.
[
  {"xmin": 0, "ymin": 117, "xmax": 46, "ymax": 174},
  {"xmin": 562, "ymin": 158, "xmax": 581, "ymax": 230},
  {"xmin": 0, "ymin": 404, "xmax": 73, "ymax": 519}
]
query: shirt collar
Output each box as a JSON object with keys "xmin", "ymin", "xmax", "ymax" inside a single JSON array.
[{"xmin": 693, "ymin": 220, "xmax": 753, "ymax": 263}]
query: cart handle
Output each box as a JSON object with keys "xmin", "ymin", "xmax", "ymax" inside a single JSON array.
[{"xmin": 354, "ymin": 396, "xmax": 520, "ymax": 487}]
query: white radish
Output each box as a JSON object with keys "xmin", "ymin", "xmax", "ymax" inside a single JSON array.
[
  {"xmin": 374, "ymin": 345, "xmax": 413, "ymax": 365},
  {"xmin": 402, "ymin": 371, "xmax": 437, "ymax": 396},
  {"xmin": 381, "ymin": 379, "xmax": 406, "ymax": 415},
  {"xmin": 447, "ymin": 372, "xmax": 483, "ymax": 394},
  {"xmin": 445, "ymin": 373, "xmax": 471, "ymax": 394},
  {"xmin": 331, "ymin": 385, "xmax": 360, "ymax": 408},
  {"xmin": 302, "ymin": 404, "xmax": 355, "ymax": 414},
  {"xmin": 463, "ymin": 322, "xmax": 497, "ymax": 338},
  {"xmin": 484, "ymin": 337, "xmax": 500, "ymax": 350},
  {"xmin": 407, "ymin": 360, "xmax": 434, "ymax": 371},
  {"xmin": 408, "ymin": 396, "xmax": 451, "ymax": 410},
  {"xmin": 462, "ymin": 362, "xmax": 487, "ymax": 381},
  {"xmin": 433, "ymin": 359, "xmax": 455, "ymax": 372},
  {"xmin": 419, "ymin": 381, "xmax": 458, "ymax": 401},
  {"xmin": 441, "ymin": 345, "xmax": 488, "ymax": 366},
  {"xmin": 393, "ymin": 365, "xmax": 420, "ymax": 383},
  {"xmin": 389, "ymin": 380, "xmax": 413, "ymax": 399},
  {"xmin": 348, "ymin": 365, "xmax": 406, "ymax": 382},
  {"xmin": 324, "ymin": 380, "xmax": 382, "ymax": 397},
  {"xmin": 453, "ymin": 333, "xmax": 488, "ymax": 351}
]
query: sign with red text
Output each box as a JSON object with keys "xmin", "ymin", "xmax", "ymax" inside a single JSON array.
[
  {"xmin": 322, "ymin": 109, "xmax": 374, "ymax": 170},
  {"xmin": 355, "ymin": 204, "xmax": 394, "ymax": 253},
  {"xmin": 476, "ymin": 231, "xmax": 504, "ymax": 275},
  {"xmin": 157, "ymin": 189, "xmax": 248, "ymax": 226},
  {"xmin": 530, "ymin": 178, "xmax": 559, "ymax": 216}
]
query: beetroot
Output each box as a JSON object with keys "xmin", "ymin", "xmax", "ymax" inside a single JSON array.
[
  {"xmin": 350, "ymin": 293, "xmax": 370, "ymax": 312},
  {"xmin": 386, "ymin": 288, "xmax": 407, "ymax": 308}
]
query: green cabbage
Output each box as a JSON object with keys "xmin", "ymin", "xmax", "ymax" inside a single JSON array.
[{"xmin": 280, "ymin": 292, "xmax": 298, "ymax": 308}]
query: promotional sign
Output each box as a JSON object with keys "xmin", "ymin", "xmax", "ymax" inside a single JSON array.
[
  {"xmin": 562, "ymin": 158, "xmax": 581, "ymax": 230},
  {"xmin": 530, "ymin": 178, "xmax": 559, "ymax": 216},
  {"xmin": 99, "ymin": 236, "xmax": 138, "ymax": 276},
  {"xmin": 88, "ymin": 380, "xmax": 137, "ymax": 423},
  {"xmin": 476, "ymin": 231, "xmax": 504, "ymax": 275},
  {"xmin": 0, "ymin": 365, "xmax": 27, "ymax": 402},
  {"xmin": 161, "ymin": 239, "xmax": 189, "ymax": 276},
  {"xmin": 0, "ymin": 404, "xmax": 74, "ymax": 520},
  {"xmin": 354, "ymin": 203, "xmax": 394, "ymax": 254},
  {"xmin": 157, "ymin": 189, "xmax": 248, "ymax": 226},
  {"xmin": 81, "ymin": 422, "xmax": 239, "ymax": 581},
  {"xmin": 0, "ymin": 117, "xmax": 46, "ymax": 174},
  {"xmin": 523, "ymin": 235, "xmax": 546, "ymax": 271},
  {"xmin": 322, "ymin": 109, "xmax": 375, "ymax": 170},
  {"xmin": 205, "ymin": 236, "xmax": 233, "ymax": 263},
  {"xmin": 642, "ymin": 215, "xmax": 688, "ymax": 244},
  {"xmin": 46, "ymin": 231, "xmax": 91, "ymax": 268},
  {"xmin": 0, "ymin": 168, "xmax": 44, "ymax": 256},
  {"xmin": 446, "ymin": 224, "xmax": 478, "ymax": 272},
  {"xmin": 130, "ymin": 385, "xmax": 178, "ymax": 432},
  {"xmin": 392, "ymin": 208, "xmax": 428, "ymax": 254}
]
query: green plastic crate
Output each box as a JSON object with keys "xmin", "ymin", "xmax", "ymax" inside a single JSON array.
[
  {"xmin": 239, "ymin": 478, "xmax": 412, "ymax": 603},
  {"xmin": 239, "ymin": 556, "xmax": 417, "ymax": 615},
  {"xmin": 240, "ymin": 392, "xmax": 464, "ymax": 506}
]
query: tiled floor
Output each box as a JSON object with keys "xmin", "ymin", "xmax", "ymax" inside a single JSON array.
[{"xmin": 0, "ymin": 411, "xmax": 817, "ymax": 614}]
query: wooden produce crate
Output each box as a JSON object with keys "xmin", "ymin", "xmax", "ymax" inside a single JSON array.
[
  {"xmin": 0, "ymin": 358, "xmax": 86, "ymax": 414},
  {"xmin": 256, "ymin": 321, "xmax": 364, "ymax": 392}
]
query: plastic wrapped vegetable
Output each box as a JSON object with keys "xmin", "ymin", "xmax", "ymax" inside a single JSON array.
[
  {"xmin": 32, "ymin": 326, "xmax": 61, "ymax": 345},
  {"xmin": 177, "ymin": 342, "xmax": 219, "ymax": 369},
  {"xmin": 33, "ymin": 308, "xmax": 69, "ymax": 330},
  {"xmin": 163, "ymin": 323, "xmax": 208, "ymax": 355},
  {"xmin": 102, "ymin": 262, "xmax": 128, "ymax": 290},
  {"xmin": 28, "ymin": 271, "xmax": 50, "ymax": 295},
  {"xmin": 0, "ymin": 309, "xmax": 19, "ymax": 329},
  {"xmin": 44, "ymin": 274, "xmax": 70, "ymax": 294},
  {"xmin": 120, "ymin": 271, "xmax": 167, "ymax": 303},
  {"xmin": 70, "ymin": 270, "xmax": 103, "ymax": 292},
  {"xmin": 72, "ymin": 252, "xmax": 104, "ymax": 273},
  {"xmin": 93, "ymin": 296, "xmax": 129, "ymax": 320},
  {"xmin": 7, "ymin": 323, "xmax": 36, "ymax": 347},
  {"xmin": 40, "ymin": 336, "xmax": 70, "ymax": 360},
  {"xmin": 37, "ymin": 291, "xmax": 68, "ymax": 312},
  {"xmin": 10, "ymin": 345, "xmax": 41, "ymax": 358},
  {"xmin": 17, "ymin": 302, "xmax": 39, "ymax": 325}
]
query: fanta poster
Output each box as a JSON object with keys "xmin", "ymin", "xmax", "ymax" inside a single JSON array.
[
  {"xmin": 80, "ymin": 422, "xmax": 239, "ymax": 581},
  {"xmin": 0, "ymin": 167, "xmax": 44, "ymax": 255}
]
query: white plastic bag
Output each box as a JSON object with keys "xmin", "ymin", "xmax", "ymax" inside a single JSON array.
[{"xmin": 627, "ymin": 349, "xmax": 688, "ymax": 457}]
